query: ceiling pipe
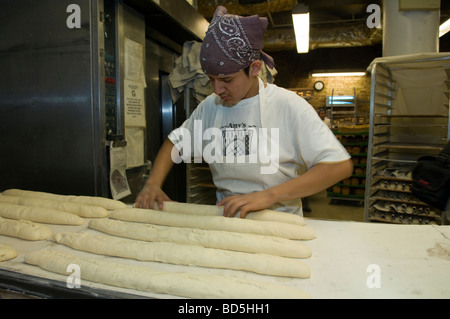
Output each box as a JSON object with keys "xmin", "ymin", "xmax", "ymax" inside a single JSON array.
[
  {"xmin": 264, "ymin": 21, "xmax": 382, "ymax": 51},
  {"xmin": 197, "ymin": 0, "xmax": 298, "ymax": 19},
  {"xmin": 197, "ymin": 0, "xmax": 383, "ymax": 51}
]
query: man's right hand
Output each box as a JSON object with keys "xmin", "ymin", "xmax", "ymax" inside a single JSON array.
[
  {"xmin": 134, "ymin": 138, "xmax": 177, "ymax": 210},
  {"xmin": 134, "ymin": 183, "xmax": 171, "ymax": 210}
]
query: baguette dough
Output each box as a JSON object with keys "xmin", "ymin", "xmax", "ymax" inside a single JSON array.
[
  {"xmin": 0, "ymin": 243, "xmax": 18, "ymax": 261},
  {"xmin": 3, "ymin": 189, "xmax": 126, "ymax": 211},
  {"xmin": 24, "ymin": 250, "xmax": 311, "ymax": 299},
  {"xmin": 0, "ymin": 216, "xmax": 52, "ymax": 241},
  {"xmin": 245, "ymin": 209, "xmax": 306, "ymax": 225},
  {"xmin": 110, "ymin": 208, "xmax": 315, "ymax": 240},
  {"xmin": 0, "ymin": 195, "xmax": 108, "ymax": 218},
  {"xmin": 161, "ymin": 201, "xmax": 221, "ymax": 215},
  {"xmin": 0, "ymin": 202, "xmax": 84, "ymax": 226},
  {"xmin": 53, "ymin": 232, "xmax": 311, "ymax": 278},
  {"xmin": 162, "ymin": 202, "xmax": 306, "ymax": 225},
  {"xmin": 89, "ymin": 218, "xmax": 311, "ymax": 258}
]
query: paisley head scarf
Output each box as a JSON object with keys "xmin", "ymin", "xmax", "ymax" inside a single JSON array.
[{"xmin": 200, "ymin": 6, "xmax": 275, "ymax": 76}]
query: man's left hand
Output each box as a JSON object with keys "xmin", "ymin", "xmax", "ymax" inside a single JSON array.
[{"xmin": 217, "ymin": 190, "xmax": 276, "ymax": 218}]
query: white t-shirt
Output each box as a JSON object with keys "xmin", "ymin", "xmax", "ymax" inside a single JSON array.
[{"xmin": 168, "ymin": 81, "xmax": 350, "ymax": 213}]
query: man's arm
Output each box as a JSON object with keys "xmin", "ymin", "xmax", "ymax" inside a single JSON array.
[
  {"xmin": 218, "ymin": 159, "xmax": 354, "ymax": 218},
  {"xmin": 134, "ymin": 138, "xmax": 177, "ymax": 209}
]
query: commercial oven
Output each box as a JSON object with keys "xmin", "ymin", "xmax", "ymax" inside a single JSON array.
[
  {"xmin": 0, "ymin": 0, "xmax": 143, "ymax": 199},
  {"xmin": 0, "ymin": 0, "xmax": 208, "ymax": 202}
]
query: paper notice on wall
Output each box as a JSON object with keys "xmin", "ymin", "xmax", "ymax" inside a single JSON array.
[
  {"xmin": 124, "ymin": 79, "xmax": 145, "ymax": 127},
  {"xmin": 110, "ymin": 145, "xmax": 131, "ymax": 200},
  {"xmin": 123, "ymin": 37, "xmax": 146, "ymax": 171},
  {"xmin": 125, "ymin": 127, "xmax": 145, "ymax": 168},
  {"xmin": 124, "ymin": 38, "xmax": 145, "ymax": 84}
]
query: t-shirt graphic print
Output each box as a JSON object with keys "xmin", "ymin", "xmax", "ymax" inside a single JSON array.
[{"xmin": 221, "ymin": 123, "xmax": 257, "ymax": 156}]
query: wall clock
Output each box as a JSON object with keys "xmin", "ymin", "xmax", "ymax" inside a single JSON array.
[{"xmin": 314, "ymin": 81, "xmax": 324, "ymax": 91}]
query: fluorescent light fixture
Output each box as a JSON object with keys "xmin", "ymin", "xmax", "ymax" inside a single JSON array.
[
  {"xmin": 439, "ymin": 18, "xmax": 450, "ymax": 37},
  {"xmin": 312, "ymin": 72, "xmax": 366, "ymax": 77},
  {"xmin": 292, "ymin": 3, "xmax": 310, "ymax": 53},
  {"xmin": 331, "ymin": 96, "xmax": 354, "ymax": 100},
  {"xmin": 328, "ymin": 96, "xmax": 354, "ymax": 105}
]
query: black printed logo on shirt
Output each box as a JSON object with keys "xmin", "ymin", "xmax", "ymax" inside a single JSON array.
[{"xmin": 221, "ymin": 123, "xmax": 257, "ymax": 156}]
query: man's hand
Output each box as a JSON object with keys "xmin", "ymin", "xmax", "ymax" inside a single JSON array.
[
  {"xmin": 134, "ymin": 138, "xmax": 176, "ymax": 210},
  {"xmin": 217, "ymin": 189, "xmax": 276, "ymax": 218},
  {"xmin": 134, "ymin": 183, "xmax": 171, "ymax": 210},
  {"xmin": 217, "ymin": 159, "xmax": 353, "ymax": 218}
]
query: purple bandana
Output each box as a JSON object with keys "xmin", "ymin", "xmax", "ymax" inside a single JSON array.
[{"xmin": 200, "ymin": 6, "xmax": 275, "ymax": 76}]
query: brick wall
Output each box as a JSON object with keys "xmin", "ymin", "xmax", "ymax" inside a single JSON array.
[
  {"xmin": 269, "ymin": 46, "xmax": 380, "ymax": 120},
  {"xmin": 294, "ymin": 75, "xmax": 372, "ymax": 118}
]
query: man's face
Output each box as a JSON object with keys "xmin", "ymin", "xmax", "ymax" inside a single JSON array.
[
  {"xmin": 208, "ymin": 69, "xmax": 257, "ymax": 106},
  {"xmin": 319, "ymin": 111, "xmax": 326, "ymax": 119}
]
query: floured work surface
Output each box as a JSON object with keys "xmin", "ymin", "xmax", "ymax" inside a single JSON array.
[{"xmin": 1, "ymin": 214, "xmax": 450, "ymax": 298}]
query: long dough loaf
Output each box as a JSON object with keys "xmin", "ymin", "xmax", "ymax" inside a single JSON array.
[
  {"xmin": 162, "ymin": 201, "xmax": 306, "ymax": 225},
  {"xmin": 0, "ymin": 243, "xmax": 18, "ymax": 262},
  {"xmin": 53, "ymin": 232, "xmax": 311, "ymax": 278},
  {"xmin": 0, "ymin": 195, "xmax": 108, "ymax": 218},
  {"xmin": 0, "ymin": 202, "xmax": 84, "ymax": 225},
  {"xmin": 89, "ymin": 218, "xmax": 311, "ymax": 258},
  {"xmin": 3, "ymin": 189, "xmax": 126, "ymax": 211},
  {"xmin": 0, "ymin": 216, "xmax": 52, "ymax": 241},
  {"xmin": 161, "ymin": 201, "xmax": 221, "ymax": 215},
  {"xmin": 24, "ymin": 250, "xmax": 311, "ymax": 299},
  {"xmin": 244, "ymin": 209, "xmax": 307, "ymax": 224},
  {"xmin": 110, "ymin": 208, "xmax": 315, "ymax": 240}
]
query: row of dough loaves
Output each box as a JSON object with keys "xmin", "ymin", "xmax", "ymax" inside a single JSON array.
[
  {"xmin": 0, "ymin": 189, "xmax": 126, "ymax": 262},
  {"xmin": 2, "ymin": 193, "xmax": 315, "ymax": 297},
  {"xmin": 0, "ymin": 189, "xmax": 127, "ymax": 226},
  {"xmin": 25, "ymin": 249, "xmax": 312, "ymax": 299}
]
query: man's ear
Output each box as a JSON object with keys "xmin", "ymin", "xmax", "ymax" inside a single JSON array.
[{"xmin": 249, "ymin": 60, "xmax": 262, "ymax": 77}]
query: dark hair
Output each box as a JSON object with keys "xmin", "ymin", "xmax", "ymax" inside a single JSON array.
[{"xmin": 243, "ymin": 65, "xmax": 250, "ymax": 76}]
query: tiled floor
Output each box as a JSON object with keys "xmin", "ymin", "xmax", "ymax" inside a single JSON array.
[{"xmin": 303, "ymin": 190, "xmax": 365, "ymax": 222}]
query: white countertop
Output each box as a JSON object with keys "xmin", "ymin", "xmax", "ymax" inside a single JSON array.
[
  {"xmin": 304, "ymin": 219, "xmax": 450, "ymax": 298},
  {"xmin": 0, "ymin": 218, "xmax": 449, "ymax": 299}
]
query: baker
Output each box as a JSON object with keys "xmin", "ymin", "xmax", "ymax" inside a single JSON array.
[{"xmin": 135, "ymin": 6, "xmax": 353, "ymax": 218}]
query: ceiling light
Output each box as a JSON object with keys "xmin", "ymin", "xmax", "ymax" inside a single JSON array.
[
  {"xmin": 439, "ymin": 18, "xmax": 450, "ymax": 37},
  {"xmin": 292, "ymin": 3, "xmax": 310, "ymax": 53},
  {"xmin": 311, "ymin": 72, "xmax": 366, "ymax": 77}
]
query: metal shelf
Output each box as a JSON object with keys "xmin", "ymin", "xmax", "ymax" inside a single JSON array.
[
  {"xmin": 373, "ymin": 142, "xmax": 446, "ymax": 151},
  {"xmin": 329, "ymin": 130, "xmax": 367, "ymax": 205},
  {"xmin": 364, "ymin": 55, "xmax": 450, "ymax": 225},
  {"xmin": 326, "ymin": 88, "xmax": 359, "ymax": 127}
]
